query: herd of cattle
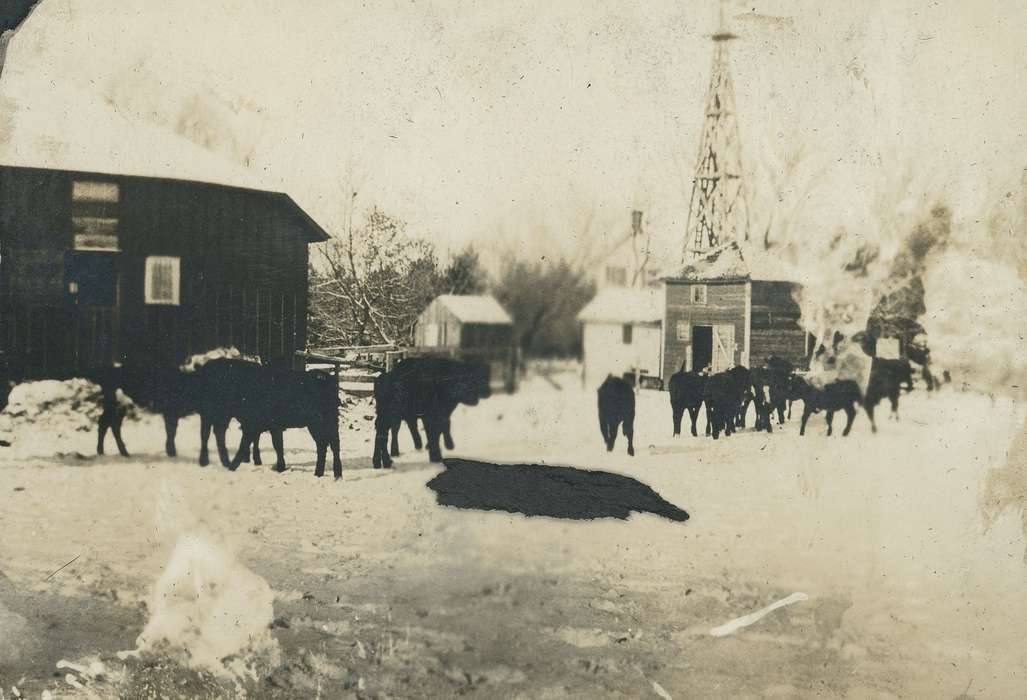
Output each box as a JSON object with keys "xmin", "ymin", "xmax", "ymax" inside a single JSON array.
[
  {"xmin": 0, "ymin": 355, "xmax": 490, "ymax": 478},
  {"xmin": 1, "ymin": 351, "xmax": 941, "ymax": 473},
  {"xmin": 596, "ymin": 355, "xmax": 933, "ymax": 455}
]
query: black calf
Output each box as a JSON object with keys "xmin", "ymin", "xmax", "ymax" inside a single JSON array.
[
  {"xmin": 864, "ymin": 358, "xmax": 913, "ymax": 432},
  {"xmin": 228, "ymin": 367, "xmax": 342, "ymax": 477},
  {"xmin": 90, "ymin": 366, "xmax": 201, "ymax": 458},
  {"xmin": 373, "ymin": 357, "xmax": 490, "ymax": 468},
  {"xmin": 789, "ymin": 375, "xmax": 862, "ymax": 436},
  {"xmin": 668, "ymin": 367, "xmax": 706, "ymax": 437},
  {"xmin": 597, "ymin": 375, "xmax": 635, "ymax": 456}
]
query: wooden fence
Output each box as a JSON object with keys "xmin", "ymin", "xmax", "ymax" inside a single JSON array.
[{"xmin": 296, "ymin": 343, "xmax": 519, "ymax": 396}]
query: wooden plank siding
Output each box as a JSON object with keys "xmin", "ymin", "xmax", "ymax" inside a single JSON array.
[
  {"xmin": 749, "ymin": 280, "xmax": 809, "ymax": 369},
  {"xmin": 0, "ymin": 165, "xmax": 319, "ymax": 379},
  {"xmin": 662, "ymin": 280, "xmax": 746, "ymax": 378}
]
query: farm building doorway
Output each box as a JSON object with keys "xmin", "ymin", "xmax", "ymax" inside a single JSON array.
[
  {"xmin": 63, "ymin": 250, "xmax": 119, "ymax": 369},
  {"xmin": 692, "ymin": 325, "xmax": 713, "ymax": 373}
]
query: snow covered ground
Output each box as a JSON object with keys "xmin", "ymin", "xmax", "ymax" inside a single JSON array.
[{"xmin": 0, "ymin": 375, "xmax": 1024, "ymax": 699}]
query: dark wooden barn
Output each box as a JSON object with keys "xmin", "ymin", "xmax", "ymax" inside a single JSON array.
[
  {"xmin": 661, "ymin": 242, "xmax": 812, "ymax": 377},
  {"xmin": 0, "ymin": 164, "xmax": 328, "ymax": 379}
]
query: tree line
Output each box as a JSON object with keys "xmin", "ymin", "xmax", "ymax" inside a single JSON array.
[{"xmin": 307, "ymin": 207, "xmax": 595, "ymax": 356}]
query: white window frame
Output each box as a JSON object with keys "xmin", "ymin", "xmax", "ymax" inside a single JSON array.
[
  {"xmin": 144, "ymin": 256, "xmax": 181, "ymax": 306},
  {"xmin": 675, "ymin": 320, "xmax": 690, "ymax": 341},
  {"xmin": 691, "ymin": 284, "xmax": 708, "ymax": 305}
]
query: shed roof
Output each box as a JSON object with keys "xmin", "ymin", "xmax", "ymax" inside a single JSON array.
[
  {"xmin": 435, "ymin": 294, "xmax": 512, "ymax": 325},
  {"xmin": 577, "ymin": 286, "xmax": 664, "ymax": 324}
]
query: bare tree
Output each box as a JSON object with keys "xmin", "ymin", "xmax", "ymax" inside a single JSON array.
[{"xmin": 309, "ymin": 205, "xmax": 442, "ymax": 348}]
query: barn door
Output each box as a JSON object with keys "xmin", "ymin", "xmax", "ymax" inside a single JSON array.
[{"xmin": 712, "ymin": 324, "xmax": 735, "ymax": 373}]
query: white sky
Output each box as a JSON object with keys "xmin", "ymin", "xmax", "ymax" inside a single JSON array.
[{"xmin": 1, "ymin": 0, "xmax": 1024, "ymax": 263}]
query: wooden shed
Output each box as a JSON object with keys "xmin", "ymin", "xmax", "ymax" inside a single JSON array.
[
  {"xmin": 413, "ymin": 294, "xmax": 516, "ymax": 391},
  {"xmin": 661, "ymin": 241, "xmax": 812, "ymax": 377},
  {"xmin": 0, "ymin": 163, "xmax": 329, "ymax": 379}
]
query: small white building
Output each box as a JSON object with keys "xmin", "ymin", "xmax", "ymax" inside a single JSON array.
[{"xmin": 577, "ymin": 286, "xmax": 664, "ymax": 389}]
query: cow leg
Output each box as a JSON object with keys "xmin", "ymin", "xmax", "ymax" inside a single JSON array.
[
  {"xmin": 842, "ymin": 405, "xmax": 856, "ymax": 436},
  {"xmin": 390, "ymin": 421, "xmax": 401, "ymax": 457},
  {"xmin": 228, "ymin": 428, "xmax": 257, "ymax": 471},
  {"xmin": 443, "ymin": 415, "xmax": 455, "ymax": 450},
  {"xmin": 799, "ymin": 406, "xmax": 813, "ymax": 436},
  {"xmin": 406, "ymin": 417, "xmax": 422, "ymax": 450},
  {"xmin": 672, "ymin": 404, "xmax": 684, "ymax": 436},
  {"xmin": 214, "ymin": 416, "xmax": 233, "ymax": 468},
  {"xmin": 110, "ymin": 408, "xmax": 130, "ymax": 457},
  {"xmin": 311, "ymin": 426, "xmax": 327, "ymax": 477},
  {"xmin": 425, "ymin": 415, "xmax": 444, "ymax": 463},
  {"xmin": 687, "ymin": 406, "xmax": 700, "ymax": 437},
  {"xmin": 826, "ymin": 410, "xmax": 835, "ymax": 436},
  {"xmin": 777, "ymin": 402, "xmax": 786, "ymax": 424},
  {"xmin": 865, "ymin": 403, "xmax": 878, "ymax": 434},
  {"xmin": 271, "ymin": 429, "xmax": 286, "ymax": 473},
  {"xmin": 97, "ymin": 412, "xmax": 110, "ymax": 456},
  {"xmin": 329, "ymin": 423, "xmax": 343, "ymax": 479},
  {"xmin": 890, "ymin": 394, "xmax": 899, "ymax": 420},
  {"xmin": 373, "ymin": 414, "xmax": 392, "ymax": 469},
  {"xmin": 608, "ymin": 419, "xmax": 619, "ymax": 451},
  {"xmin": 199, "ymin": 414, "xmax": 211, "ymax": 466},
  {"xmin": 624, "ymin": 417, "xmax": 635, "ymax": 457},
  {"xmin": 163, "ymin": 413, "xmax": 179, "ymax": 457},
  {"xmin": 252, "ymin": 433, "xmax": 262, "ymax": 465}
]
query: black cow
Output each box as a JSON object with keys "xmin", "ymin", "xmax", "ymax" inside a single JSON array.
[
  {"xmin": 789, "ymin": 375, "xmax": 862, "ymax": 436},
  {"xmin": 221, "ymin": 366, "xmax": 342, "ymax": 477},
  {"xmin": 668, "ymin": 366, "xmax": 706, "ymax": 437},
  {"xmin": 597, "ymin": 374, "xmax": 635, "ymax": 456},
  {"xmin": 373, "ymin": 357, "xmax": 491, "ymax": 468},
  {"xmin": 90, "ymin": 365, "xmax": 202, "ymax": 458},
  {"xmin": 193, "ymin": 358, "xmax": 267, "ymax": 468},
  {"xmin": 702, "ymin": 371, "xmax": 741, "ymax": 439},
  {"xmin": 765, "ymin": 356, "xmax": 795, "ymax": 424},
  {"xmin": 750, "ymin": 356, "xmax": 795, "ymax": 432},
  {"xmin": 749, "ymin": 368, "xmax": 774, "ymax": 433},
  {"xmin": 864, "ymin": 357, "xmax": 913, "ymax": 432}
]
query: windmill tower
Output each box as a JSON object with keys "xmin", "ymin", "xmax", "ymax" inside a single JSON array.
[{"xmin": 683, "ymin": 1, "xmax": 750, "ymax": 259}]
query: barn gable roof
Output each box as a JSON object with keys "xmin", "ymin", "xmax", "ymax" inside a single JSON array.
[
  {"xmin": 577, "ymin": 286, "xmax": 664, "ymax": 324},
  {"xmin": 436, "ymin": 294, "xmax": 512, "ymax": 325},
  {"xmin": 0, "ymin": 163, "xmax": 330, "ymax": 243},
  {"xmin": 662, "ymin": 240, "xmax": 797, "ymax": 283},
  {"xmin": 0, "ymin": 82, "xmax": 329, "ymax": 242}
]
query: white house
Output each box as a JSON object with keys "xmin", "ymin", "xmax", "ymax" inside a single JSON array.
[{"xmin": 576, "ymin": 286, "xmax": 664, "ymax": 389}]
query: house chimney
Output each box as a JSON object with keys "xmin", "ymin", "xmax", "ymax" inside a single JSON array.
[{"xmin": 631, "ymin": 210, "xmax": 643, "ymax": 238}]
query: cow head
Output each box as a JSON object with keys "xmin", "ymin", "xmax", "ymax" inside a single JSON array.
[
  {"xmin": 448, "ymin": 359, "xmax": 491, "ymax": 406},
  {"xmin": 787, "ymin": 374, "xmax": 811, "ymax": 401}
]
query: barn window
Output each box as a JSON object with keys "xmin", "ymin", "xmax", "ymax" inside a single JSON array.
[
  {"xmin": 622, "ymin": 324, "xmax": 633, "ymax": 344},
  {"xmin": 144, "ymin": 256, "xmax": 180, "ymax": 305},
  {"xmin": 690, "ymin": 284, "xmax": 707, "ymax": 305},
  {"xmin": 676, "ymin": 320, "xmax": 689, "ymax": 341},
  {"xmin": 73, "ymin": 181, "xmax": 120, "ymax": 203},
  {"xmin": 606, "ymin": 266, "xmax": 627, "ymax": 286},
  {"xmin": 72, "ymin": 180, "xmax": 120, "ymax": 251}
]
